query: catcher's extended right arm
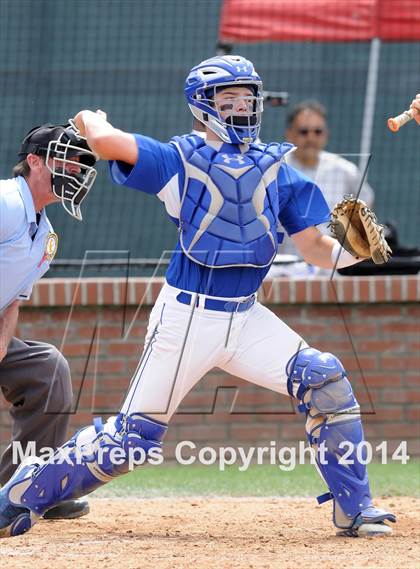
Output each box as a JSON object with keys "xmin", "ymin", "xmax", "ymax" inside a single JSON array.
[{"xmin": 330, "ymin": 196, "xmax": 392, "ymax": 264}]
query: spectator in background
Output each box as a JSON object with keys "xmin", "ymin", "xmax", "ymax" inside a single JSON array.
[
  {"xmin": 284, "ymin": 100, "xmax": 374, "ymax": 208},
  {"xmin": 270, "ymin": 100, "xmax": 375, "ymax": 268}
]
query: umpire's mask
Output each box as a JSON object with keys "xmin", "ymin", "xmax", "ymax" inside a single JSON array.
[{"xmin": 18, "ymin": 122, "xmax": 98, "ymax": 221}]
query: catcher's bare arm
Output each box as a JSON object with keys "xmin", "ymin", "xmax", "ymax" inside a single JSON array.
[
  {"xmin": 292, "ymin": 227, "xmax": 334, "ymax": 268},
  {"xmin": 73, "ymin": 110, "xmax": 138, "ymax": 164},
  {"xmin": 292, "ymin": 227, "xmax": 362, "ymax": 269}
]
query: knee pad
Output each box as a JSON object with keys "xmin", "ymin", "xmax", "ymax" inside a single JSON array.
[
  {"xmin": 286, "ymin": 347, "xmax": 359, "ymax": 418},
  {"xmin": 3, "ymin": 413, "xmax": 167, "ymax": 517},
  {"xmin": 286, "ymin": 348, "xmax": 372, "ymax": 527}
]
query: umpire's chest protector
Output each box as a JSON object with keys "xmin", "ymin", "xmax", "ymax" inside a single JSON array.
[{"xmin": 172, "ymin": 135, "xmax": 293, "ymax": 268}]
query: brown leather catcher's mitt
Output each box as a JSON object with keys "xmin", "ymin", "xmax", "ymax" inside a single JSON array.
[{"xmin": 330, "ymin": 196, "xmax": 392, "ymax": 264}]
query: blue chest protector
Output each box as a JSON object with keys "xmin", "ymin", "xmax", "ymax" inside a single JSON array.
[{"xmin": 172, "ymin": 135, "xmax": 294, "ymax": 268}]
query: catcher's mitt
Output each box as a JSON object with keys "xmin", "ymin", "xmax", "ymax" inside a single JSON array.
[{"xmin": 330, "ymin": 196, "xmax": 392, "ymax": 264}]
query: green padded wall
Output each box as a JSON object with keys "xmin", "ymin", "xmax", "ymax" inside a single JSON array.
[{"xmin": 0, "ymin": 0, "xmax": 418, "ymax": 277}]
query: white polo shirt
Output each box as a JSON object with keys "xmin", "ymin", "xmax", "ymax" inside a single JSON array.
[
  {"xmin": 0, "ymin": 176, "xmax": 57, "ymax": 311},
  {"xmin": 285, "ymin": 150, "xmax": 374, "ymax": 209},
  {"xmin": 277, "ymin": 150, "xmax": 375, "ymax": 256}
]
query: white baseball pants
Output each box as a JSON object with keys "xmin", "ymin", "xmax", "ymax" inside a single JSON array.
[{"xmin": 121, "ymin": 282, "xmax": 307, "ymax": 423}]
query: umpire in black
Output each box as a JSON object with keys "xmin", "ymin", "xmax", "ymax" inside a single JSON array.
[{"xmin": 0, "ymin": 121, "xmax": 97, "ymax": 519}]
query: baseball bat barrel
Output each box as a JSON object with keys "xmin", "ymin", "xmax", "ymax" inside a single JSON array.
[{"xmin": 387, "ymin": 108, "xmax": 414, "ymax": 132}]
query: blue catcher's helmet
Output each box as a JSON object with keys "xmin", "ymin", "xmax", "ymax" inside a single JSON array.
[{"xmin": 185, "ymin": 55, "xmax": 263, "ymax": 144}]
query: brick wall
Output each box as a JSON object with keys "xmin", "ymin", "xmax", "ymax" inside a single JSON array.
[{"xmin": 0, "ymin": 276, "xmax": 419, "ymax": 459}]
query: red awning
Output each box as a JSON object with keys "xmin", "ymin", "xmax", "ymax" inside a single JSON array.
[{"xmin": 219, "ymin": 0, "xmax": 420, "ymax": 42}]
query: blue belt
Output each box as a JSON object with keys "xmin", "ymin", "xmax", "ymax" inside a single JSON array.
[{"xmin": 176, "ymin": 291, "xmax": 256, "ymax": 313}]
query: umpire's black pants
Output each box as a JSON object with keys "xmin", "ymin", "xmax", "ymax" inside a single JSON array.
[{"xmin": 0, "ymin": 337, "xmax": 72, "ymax": 485}]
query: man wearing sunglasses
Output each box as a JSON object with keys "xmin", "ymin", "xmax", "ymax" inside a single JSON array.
[
  {"xmin": 267, "ymin": 100, "xmax": 376, "ymax": 266},
  {"xmin": 285, "ymin": 100, "xmax": 374, "ymax": 210}
]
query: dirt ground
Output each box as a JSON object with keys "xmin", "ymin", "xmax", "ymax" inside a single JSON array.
[{"xmin": 1, "ymin": 497, "xmax": 418, "ymax": 569}]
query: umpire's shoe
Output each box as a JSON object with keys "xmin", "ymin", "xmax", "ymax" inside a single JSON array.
[{"xmin": 43, "ymin": 498, "xmax": 89, "ymax": 520}]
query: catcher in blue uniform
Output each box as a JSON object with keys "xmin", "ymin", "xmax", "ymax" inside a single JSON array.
[{"xmin": 0, "ymin": 56, "xmax": 395, "ymax": 538}]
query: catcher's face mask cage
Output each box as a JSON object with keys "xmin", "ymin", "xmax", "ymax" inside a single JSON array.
[
  {"xmin": 46, "ymin": 127, "xmax": 97, "ymax": 221},
  {"xmin": 185, "ymin": 55, "xmax": 263, "ymax": 144}
]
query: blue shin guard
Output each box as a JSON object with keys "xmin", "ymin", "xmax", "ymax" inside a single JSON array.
[
  {"xmin": 0, "ymin": 413, "xmax": 167, "ymax": 537},
  {"xmin": 287, "ymin": 348, "xmax": 395, "ymax": 533}
]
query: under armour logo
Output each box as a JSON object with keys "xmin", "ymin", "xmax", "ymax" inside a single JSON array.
[
  {"xmin": 222, "ymin": 154, "xmax": 246, "ymax": 165},
  {"xmin": 236, "ymin": 65, "xmax": 248, "ymax": 73}
]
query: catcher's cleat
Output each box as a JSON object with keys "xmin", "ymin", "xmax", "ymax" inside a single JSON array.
[
  {"xmin": 0, "ymin": 459, "xmax": 43, "ymax": 538},
  {"xmin": 43, "ymin": 498, "xmax": 90, "ymax": 520},
  {"xmin": 336, "ymin": 506, "xmax": 396, "ymax": 538},
  {"xmin": 0, "ymin": 494, "xmax": 39, "ymax": 538},
  {"xmin": 0, "ymin": 414, "xmax": 167, "ymax": 539}
]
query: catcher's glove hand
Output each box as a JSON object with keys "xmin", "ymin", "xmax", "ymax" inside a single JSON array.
[{"xmin": 330, "ymin": 196, "xmax": 392, "ymax": 264}]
